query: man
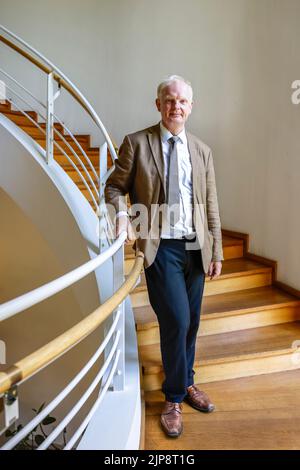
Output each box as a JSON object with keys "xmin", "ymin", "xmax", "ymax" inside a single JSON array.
[{"xmin": 105, "ymin": 75, "xmax": 223, "ymax": 438}]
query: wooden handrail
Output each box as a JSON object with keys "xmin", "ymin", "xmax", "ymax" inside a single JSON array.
[
  {"xmin": 0, "ymin": 29, "xmax": 119, "ymax": 158},
  {"xmin": 0, "ymin": 233, "xmax": 128, "ymax": 322},
  {"xmin": 0, "ymin": 34, "xmax": 93, "ymax": 123},
  {"xmin": 0, "ymin": 34, "xmax": 50, "ymax": 74},
  {"xmin": 0, "ymin": 252, "xmax": 144, "ymax": 395}
]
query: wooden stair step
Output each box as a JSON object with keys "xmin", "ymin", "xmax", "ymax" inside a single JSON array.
[
  {"xmin": 53, "ymin": 151, "xmax": 99, "ymax": 167},
  {"xmin": 36, "ymin": 138, "xmax": 100, "ymax": 154},
  {"xmin": 76, "ymin": 181, "xmax": 99, "ymax": 191},
  {"xmin": 1, "ymin": 110, "xmax": 114, "ymax": 168},
  {"xmin": 76, "ymin": 185, "xmax": 98, "ymax": 208},
  {"xmin": 21, "ymin": 121, "xmax": 64, "ymax": 132},
  {"xmin": 54, "ymin": 151, "xmax": 112, "ymax": 169},
  {"xmin": 203, "ymin": 257, "xmax": 273, "ymax": 294},
  {"xmin": 134, "ymin": 285, "xmax": 300, "ymax": 345},
  {"xmin": 63, "ymin": 166, "xmax": 99, "ymax": 184},
  {"xmin": 19, "ymin": 124, "xmax": 90, "ymax": 145},
  {"xmin": 0, "ymin": 109, "xmax": 38, "ymax": 126},
  {"xmin": 135, "ymin": 285, "xmax": 300, "ymax": 328},
  {"xmin": 75, "ymin": 184, "xmax": 99, "ymax": 207},
  {"xmin": 61, "ymin": 163, "xmax": 99, "ymax": 171},
  {"xmin": 130, "ymin": 258, "xmax": 273, "ymax": 307},
  {"xmin": 18, "ymin": 123, "xmax": 62, "ymax": 136},
  {"xmin": 35, "ymin": 139, "xmax": 100, "ymax": 163},
  {"xmin": 0, "ymin": 101, "xmax": 11, "ymax": 111},
  {"xmin": 135, "ymin": 254, "xmax": 263, "ymax": 289},
  {"xmin": 221, "ymin": 235, "xmax": 244, "ymax": 259},
  {"xmin": 125, "ymin": 235, "xmax": 244, "ymax": 261},
  {"xmin": 50, "ymin": 143, "xmax": 98, "ymax": 155},
  {"xmin": 144, "ymin": 369, "xmax": 300, "ymax": 449},
  {"xmin": 140, "ymin": 321, "xmax": 300, "ymax": 390},
  {"xmin": 0, "ymin": 101, "xmax": 112, "ymax": 213},
  {"xmin": 57, "ymin": 170, "xmax": 98, "ymax": 207},
  {"xmin": 141, "ymin": 321, "xmax": 300, "ymax": 366},
  {"xmin": 1, "ymin": 108, "xmax": 100, "ymax": 172}
]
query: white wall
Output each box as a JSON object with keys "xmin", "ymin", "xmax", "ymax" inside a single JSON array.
[{"xmin": 1, "ymin": 0, "xmax": 300, "ymax": 289}]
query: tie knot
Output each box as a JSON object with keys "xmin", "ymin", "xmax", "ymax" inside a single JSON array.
[{"xmin": 168, "ymin": 136, "xmax": 180, "ymax": 146}]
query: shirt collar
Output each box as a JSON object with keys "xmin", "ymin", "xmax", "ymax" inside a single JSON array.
[{"xmin": 159, "ymin": 121, "xmax": 187, "ymax": 145}]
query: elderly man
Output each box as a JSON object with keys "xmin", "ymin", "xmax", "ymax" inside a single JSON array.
[{"xmin": 105, "ymin": 75, "xmax": 223, "ymax": 438}]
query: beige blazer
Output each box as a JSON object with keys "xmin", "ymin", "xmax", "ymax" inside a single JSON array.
[{"xmin": 105, "ymin": 123, "xmax": 223, "ymax": 273}]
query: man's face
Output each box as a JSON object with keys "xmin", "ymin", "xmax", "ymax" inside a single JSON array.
[{"xmin": 156, "ymin": 80, "xmax": 193, "ymax": 131}]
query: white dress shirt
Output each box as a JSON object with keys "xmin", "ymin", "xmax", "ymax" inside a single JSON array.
[
  {"xmin": 160, "ymin": 122, "xmax": 195, "ymax": 238},
  {"xmin": 116, "ymin": 123, "xmax": 196, "ymax": 239}
]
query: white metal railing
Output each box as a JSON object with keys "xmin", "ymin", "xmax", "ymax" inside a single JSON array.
[
  {"xmin": 0, "ymin": 23, "xmax": 118, "ymax": 219},
  {"xmin": 0, "ymin": 250, "xmax": 144, "ymax": 450},
  {"xmin": 38, "ymin": 333, "xmax": 121, "ymax": 450},
  {"xmin": 0, "ymin": 25, "xmax": 141, "ymax": 450},
  {"xmin": 1, "ymin": 309, "xmax": 121, "ymax": 450},
  {"xmin": 0, "ymin": 70, "xmax": 99, "ymax": 210},
  {"xmin": 0, "ymin": 21, "xmax": 119, "ymax": 240},
  {"xmin": 0, "ymin": 232, "xmax": 127, "ymax": 322},
  {"xmin": 0, "ymin": 66, "xmax": 100, "ymax": 185},
  {"xmin": 0, "ymin": 24, "xmax": 118, "ymax": 160}
]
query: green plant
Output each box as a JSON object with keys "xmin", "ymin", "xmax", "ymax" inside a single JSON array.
[{"xmin": 5, "ymin": 402, "xmax": 67, "ymax": 450}]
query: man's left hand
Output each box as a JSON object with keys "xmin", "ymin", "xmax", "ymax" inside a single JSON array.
[{"xmin": 208, "ymin": 261, "xmax": 222, "ymax": 280}]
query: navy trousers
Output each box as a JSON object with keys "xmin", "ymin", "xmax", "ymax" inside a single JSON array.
[{"xmin": 144, "ymin": 238, "xmax": 206, "ymax": 403}]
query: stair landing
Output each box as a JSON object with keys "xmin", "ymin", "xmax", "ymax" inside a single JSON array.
[{"xmin": 145, "ymin": 369, "xmax": 300, "ymax": 449}]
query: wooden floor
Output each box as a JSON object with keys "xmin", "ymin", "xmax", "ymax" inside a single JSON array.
[{"xmin": 145, "ymin": 370, "xmax": 300, "ymax": 450}]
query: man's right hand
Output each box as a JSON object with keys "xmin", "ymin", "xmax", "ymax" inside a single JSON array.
[{"xmin": 116, "ymin": 215, "xmax": 136, "ymax": 244}]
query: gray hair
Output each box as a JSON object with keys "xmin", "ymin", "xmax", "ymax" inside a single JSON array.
[{"xmin": 157, "ymin": 75, "xmax": 193, "ymax": 100}]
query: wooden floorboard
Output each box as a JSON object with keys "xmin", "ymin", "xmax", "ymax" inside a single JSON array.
[{"xmin": 145, "ymin": 370, "xmax": 300, "ymax": 449}]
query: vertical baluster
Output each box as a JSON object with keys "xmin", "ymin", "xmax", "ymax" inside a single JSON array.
[
  {"xmin": 98, "ymin": 142, "xmax": 108, "ymax": 253},
  {"xmin": 112, "ymin": 244, "xmax": 125, "ymax": 391},
  {"xmin": 46, "ymin": 72, "xmax": 54, "ymax": 164},
  {"xmin": 46, "ymin": 72, "xmax": 60, "ymax": 164},
  {"xmin": 4, "ymin": 385, "xmax": 19, "ymax": 428}
]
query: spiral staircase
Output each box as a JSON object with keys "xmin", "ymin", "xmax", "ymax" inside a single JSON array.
[
  {"xmin": 0, "ymin": 25, "xmax": 143, "ymax": 450},
  {"xmin": 1, "ymin": 25, "xmax": 300, "ymax": 450}
]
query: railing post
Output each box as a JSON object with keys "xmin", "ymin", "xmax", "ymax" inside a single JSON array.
[
  {"xmin": 4, "ymin": 385, "xmax": 19, "ymax": 427},
  {"xmin": 46, "ymin": 73, "xmax": 60, "ymax": 164},
  {"xmin": 46, "ymin": 72, "xmax": 54, "ymax": 164},
  {"xmin": 112, "ymin": 243, "xmax": 125, "ymax": 391},
  {"xmin": 98, "ymin": 142, "xmax": 108, "ymax": 253}
]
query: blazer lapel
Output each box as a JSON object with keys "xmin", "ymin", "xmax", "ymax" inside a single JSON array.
[
  {"xmin": 147, "ymin": 124, "xmax": 165, "ymax": 197},
  {"xmin": 147, "ymin": 125, "xmax": 206, "ymax": 203},
  {"xmin": 187, "ymin": 132, "xmax": 205, "ymax": 205}
]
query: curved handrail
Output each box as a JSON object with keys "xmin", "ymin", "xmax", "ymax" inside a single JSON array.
[
  {"xmin": 40, "ymin": 339, "xmax": 121, "ymax": 450},
  {"xmin": 0, "ymin": 252, "xmax": 144, "ymax": 396},
  {"xmin": 0, "ymin": 66, "xmax": 102, "ymax": 184},
  {"xmin": 1, "ymin": 309, "xmax": 122, "ymax": 450},
  {"xmin": 1, "ymin": 86, "xmax": 99, "ymax": 207},
  {"xmin": 0, "ymin": 66, "xmax": 46, "ymax": 109},
  {"xmin": 0, "ymin": 232, "xmax": 127, "ymax": 322},
  {"xmin": 0, "ymin": 26, "xmax": 142, "ymax": 449},
  {"xmin": 0, "ymin": 25, "xmax": 118, "ymax": 161},
  {"xmin": 62, "ymin": 346, "xmax": 120, "ymax": 450}
]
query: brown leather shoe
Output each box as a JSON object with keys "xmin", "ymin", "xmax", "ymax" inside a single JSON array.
[
  {"xmin": 184, "ymin": 385, "xmax": 215, "ymax": 413},
  {"xmin": 160, "ymin": 401, "xmax": 183, "ymax": 437}
]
